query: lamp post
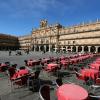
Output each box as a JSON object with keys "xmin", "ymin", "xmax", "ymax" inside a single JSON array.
[{"xmin": 49, "ymin": 27, "xmax": 52, "ymax": 52}]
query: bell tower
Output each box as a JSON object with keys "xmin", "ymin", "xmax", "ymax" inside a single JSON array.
[{"xmin": 40, "ymin": 19, "xmax": 48, "ymax": 28}]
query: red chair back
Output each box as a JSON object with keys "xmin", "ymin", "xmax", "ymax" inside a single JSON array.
[
  {"xmin": 39, "ymin": 85, "xmax": 50, "ymax": 100},
  {"xmin": 8, "ymin": 67, "xmax": 16, "ymax": 78},
  {"xmin": 96, "ymin": 78, "xmax": 100, "ymax": 85}
]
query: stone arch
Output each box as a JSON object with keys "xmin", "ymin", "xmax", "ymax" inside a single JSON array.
[
  {"xmin": 40, "ymin": 45, "xmax": 44, "ymax": 51},
  {"xmin": 78, "ymin": 46, "xmax": 82, "ymax": 52},
  {"xmin": 72, "ymin": 46, "xmax": 76, "ymax": 52},
  {"xmin": 98, "ymin": 47, "xmax": 100, "ymax": 53},
  {"xmin": 84, "ymin": 46, "xmax": 88, "ymax": 53},
  {"xmin": 90, "ymin": 46, "xmax": 95, "ymax": 53},
  {"xmin": 36, "ymin": 45, "xmax": 39, "ymax": 51},
  {"xmin": 62, "ymin": 46, "xmax": 66, "ymax": 52},
  {"xmin": 0, "ymin": 46, "xmax": 1, "ymax": 50},
  {"xmin": 46, "ymin": 44, "xmax": 49, "ymax": 52},
  {"xmin": 63, "ymin": 46, "xmax": 66, "ymax": 51},
  {"xmin": 32, "ymin": 45, "xmax": 34, "ymax": 51},
  {"xmin": 67, "ymin": 46, "xmax": 71, "ymax": 52},
  {"xmin": 51, "ymin": 45, "xmax": 55, "ymax": 51},
  {"xmin": 58, "ymin": 45, "xmax": 61, "ymax": 52}
]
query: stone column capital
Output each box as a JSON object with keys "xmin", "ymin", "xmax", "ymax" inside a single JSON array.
[
  {"xmin": 88, "ymin": 46, "xmax": 91, "ymax": 48},
  {"xmin": 95, "ymin": 46, "xmax": 99, "ymax": 48}
]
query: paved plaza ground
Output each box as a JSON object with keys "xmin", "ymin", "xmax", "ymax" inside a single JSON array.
[
  {"xmin": 0, "ymin": 51, "xmax": 72, "ymax": 66},
  {"xmin": 0, "ymin": 51, "xmax": 100, "ymax": 100}
]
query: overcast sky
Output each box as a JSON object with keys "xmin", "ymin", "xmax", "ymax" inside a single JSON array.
[{"xmin": 0, "ymin": 0, "xmax": 100, "ymax": 36}]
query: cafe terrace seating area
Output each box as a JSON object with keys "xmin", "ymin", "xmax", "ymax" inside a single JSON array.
[{"xmin": 0, "ymin": 52, "xmax": 100, "ymax": 100}]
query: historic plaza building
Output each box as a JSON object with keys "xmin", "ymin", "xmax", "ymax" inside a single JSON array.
[
  {"xmin": 0, "ymin": 33, "xmax": 19, "ymax": 50},
  {"xmin": 1, "ymin": 19, "xmax": 100, "ymax": 53},
  {"xmin": 29, "ymin": 19, "xmax": 100, "ymax": 53},
  {"xmin": 18, "ymin": 35, "xmax": 31, "ymax": 50}
]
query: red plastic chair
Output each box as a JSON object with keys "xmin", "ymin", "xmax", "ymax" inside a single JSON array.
[{"xmin": 39, "ymin": 84, "xmax": 50, "ymax": 100}]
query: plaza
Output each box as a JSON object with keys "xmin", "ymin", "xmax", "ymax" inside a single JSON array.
[
  {"xmin": 0, "ymin": 51, "xmax": 100, "ymax": 100},
  {"xmin": 0, "ymin": 0, "xmax": 100, "ymax": 99},
  {"xmin": 1, "ymin": 19, "xmax": 100, "ymax": 99}
]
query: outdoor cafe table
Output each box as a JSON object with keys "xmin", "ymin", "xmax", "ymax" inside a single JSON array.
[
  {"xmin": 95, "ymin": 61, "xmax": 100, "ymax": 64},
  {"xmin": 70, "ymin": 58, "xmax": 78, "ymax": 63},
  {"xmin": 47, "ymin": 63, "xmax": 58, "ymax": 71},
  {"xmin": 12, "ymin": 69, "xmax": 29, "ymax": 79},
  {"xmin": 0, "ymin": 63, "xmax": 7, "ymax": 68},
  {"xmin": 95, "ymin": 58, "xmax": 100, "ymax": 61},
  {"xmin": 57, "ymin": 84, "xmax": 88, "ymax": 100},
  {"xmin": 60, "ymin": 60, "xmax": 69, "ymax": 69},
  {"xmin": 27, "ymin": 60, "xmax": 38, "ymax": 66},
  {"xmin": 60, "ymin": 60, "xmax": 69, "ymax": 65},
  {"xmin": 0, "ymin": 63, "xmax": 7, "ymax": 72},
  {"xmin": 90, "ymin": 63, "xmax": 100, "ymax": 70},
  {"xmin": 60, "ymin": 56, "xmax": 65, "ymax": 60},
  {"xmin": 80, "ymin": 68, "xmax": 99, "ymax": 80},
  {"xmin": 41, "ymin": 58, "xmax": 50, "ymax": 63}
]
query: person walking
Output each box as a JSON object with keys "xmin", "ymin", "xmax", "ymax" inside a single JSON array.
[{"xmin": 9, "ymin": 50, "xmax": 11, "ymax": 56}]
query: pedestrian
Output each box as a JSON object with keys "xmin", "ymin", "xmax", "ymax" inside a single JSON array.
[
  {"xmin": 9, "ymin": 50, "xmax": 11, "ymax": 56},
  {"xmin": 42, "ymin": 50, "xmax": 45, "ymax": 54},
  {"xmin": 25, "ymin": 49, "xmax": 29, "ymax": 54}
]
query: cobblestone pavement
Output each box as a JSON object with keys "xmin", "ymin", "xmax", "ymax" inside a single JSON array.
[{"xmin": 0, "ymin": 51, "xmax": 99, "ymax": 100}]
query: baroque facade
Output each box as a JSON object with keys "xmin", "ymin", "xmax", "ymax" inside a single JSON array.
[
  {"xmin": 30, "ymin": 20, "xmax": 100, "ymax": 53},
  {"xmin": 0, "ymin": 33, "xmax": 19, "ymax": 50},
  {"xmin": 18, "ymin": 35, "xmax": 31, "ymax": 50},
  {"xmin": 31, "ymin": 20, "xmax": 62, "ymax": 52}
]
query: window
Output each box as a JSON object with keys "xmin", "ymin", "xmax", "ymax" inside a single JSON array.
[
  {"xmin": 68, "ymin": 41, "xmax": 70, "ymax": 45},
  {"xmin": 73, "ymin": 40, "xmax": 75, "ymax": 44}
]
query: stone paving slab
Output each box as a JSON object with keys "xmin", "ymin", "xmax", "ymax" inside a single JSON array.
[{"xmin": 0, "ymin": 51, "xmax": 100, "ymax": 100}]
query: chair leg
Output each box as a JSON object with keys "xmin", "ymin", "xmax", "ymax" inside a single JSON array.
[
  {"xmin": 27, "ymin": 78, "xmax": 34, "ymax": 91},
  {"xmin": 11, "ymin": 79, "xmax": 23, "ymax": 92},
  {"xmin": 8, "ymin": 78, "xmax": 10, "ymax": 85},
  {"xmin": 10, "ymin": 81, "xmax": 14, "ymax": 92}
]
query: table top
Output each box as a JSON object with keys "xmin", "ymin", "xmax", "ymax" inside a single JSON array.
[
  {"xmin": 90, "ymin": 63, "xmax": 100, "ymax": 66},
  {"xmin": 27, "ymin": 60, "xmax": 38, "ymax": 66},
  {"xmin": 61, "ymin": 60, "xmax": 68, "ymax": 62},
  {"xmin": 0, "ymin": 63, "xmax": 7, "ymax": 67},
  {"xmin": 60, "ymin": 60, "xmax": 68, "ymax": 65},
  {"xmin": 47, "ymin": 63, "xmax": 58, "ymax": 70},
  {"xmin": 48, "ymin": 63, "xmax": 58, "ymax": 67},
  {"xmin": 17, "ymin": 69, "xmax": 29, "ymax": 74},
  {"xmin": 60, "ymin": 56, "xmax": 65, "ymax": 60},
  {"xmin": 12, "ymin": 69, "xmax": 29, "ymax": 79},
  {"xmin": 90, "ymin": 63, "xmax": 100, "ymax": 70},
  {"xmin": 95, "ymin": 61, "xmax": 100, "ymax": 64},
  {"xmin": 81, "ymin": 68, "xmax": 98, "ymax": 73},
  {"xmin": 57, "ymin": 84, "xmax": 88, "ymax": 100},
  {"xmin": 80, "ymin": 68, "xmax": 99, "ymax": 79}
]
